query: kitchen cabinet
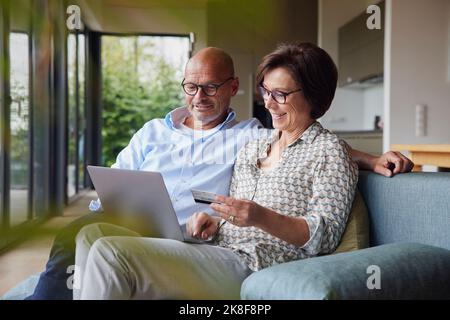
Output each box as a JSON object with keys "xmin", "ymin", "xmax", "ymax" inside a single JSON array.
[
  {"xmin": 336, "ymin": 130, "xmax": 383, "ymax": 155},
  {"xmin": 338, "ymin": 1, "xmax": 384, "ymax": 87}
]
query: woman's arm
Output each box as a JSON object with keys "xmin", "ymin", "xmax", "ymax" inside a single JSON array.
[
  {"xmin": 211, "ymin": 140, "xmax": 359, "ymax": 253},
  {"xmin": 211, "ymin": 197, "xmax": 310, "ymax": 247}
]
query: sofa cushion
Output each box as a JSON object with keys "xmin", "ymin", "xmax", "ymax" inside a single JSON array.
[
  {"xmin": 0, "ymin": 273, "xmax": 41, "ymax": 300},
  {"xmin": 241, "ymin": 242, "xmax": 450, "ymax": 300},
  {"xmin": 334, "ymin": 189, "xmax": 369, "ymax": 253}
]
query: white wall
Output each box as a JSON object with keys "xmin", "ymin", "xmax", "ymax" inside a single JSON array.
[
  {"xmin": 387, "ymin": 0, "xmax": 450, "ymax": 146},
  {"xmin": 207, "ymin": 0, "xmax": 318, "ymax": 121},
  {"xmin": 319, "ymin": 89, "xmax": 364, "ymax": 131},
  {"xmin": 318, "ymin": 0, "xmax": 384, "ymax": 131},
  {"xmin": 363, "ymin": 84, "xmax": 384, "ymax": 130},
  {"xmin": 319, "ymin": 85, "xmax": 383, "ymax": 131}
]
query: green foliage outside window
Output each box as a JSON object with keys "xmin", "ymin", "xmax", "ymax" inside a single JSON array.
[
  {"xmin": 10, "ymin": 81, "xmax": 29, "ymax": 188},
  {"xmin": 101, "ymin": 37, "xmax": 185, "ymax": 167}
]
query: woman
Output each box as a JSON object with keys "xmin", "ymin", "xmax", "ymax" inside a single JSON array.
[
  {"xmin": 189, "ymin": 42, "xmax": 358, "ymax": 271},
  {"xmin": 75, "ymin": 42, "xmax": 358, "ymax": 299}
]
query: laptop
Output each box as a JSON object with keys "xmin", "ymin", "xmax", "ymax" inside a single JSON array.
[{"xmin": 86, "ymin": 165, "xmax": 207, "ymax": 243}]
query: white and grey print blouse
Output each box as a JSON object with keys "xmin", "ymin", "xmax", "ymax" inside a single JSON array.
[{"xmin": 215, "ymin": 122, "xmax": 358, "ymax": 271}]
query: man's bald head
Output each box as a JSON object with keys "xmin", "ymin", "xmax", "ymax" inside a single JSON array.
[
  {"xmin": 185, "ymin": 47, "xmax": 235, "ymax": 78},
  {"xmin": 182, "ymin": 47, "xmax": 239, "ymax": 130}
]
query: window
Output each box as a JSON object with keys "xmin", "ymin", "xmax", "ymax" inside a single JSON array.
[
  {"xmin": 101, "ymin": 35, "xmax": 190, "ymax": 167},
  {"xmin": 1, "ymin": 0, "xmax": 85, "ymax": 249},
  {"xmin": 9, "ymin": 32, "xmax": 30, "ymax": 226},
  {"xmin": 67, "ymin": 33, "xmax": 87, "ymax": 199},
  {"xmin": 67, "ymin": 34, "xmax": 76, "ymax": 198},
  {"xmin": 78, "ymin": 34, "xmax": 86, "ymax": 190}
]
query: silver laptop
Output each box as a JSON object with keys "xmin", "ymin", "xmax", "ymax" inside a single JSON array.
[{"xmin": 87, "ymin": 165, "xmax": 206, "ymax": 243}]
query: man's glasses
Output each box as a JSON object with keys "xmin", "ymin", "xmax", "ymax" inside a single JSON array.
[
  {"xmin": 259, "ymin": 85, "xmax": 302, "ymax": 104},
  {"xmin": 181, "ymin": 77, "xmax": 234, "ymax": 97}
]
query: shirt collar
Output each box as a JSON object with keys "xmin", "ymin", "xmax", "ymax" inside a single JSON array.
[
  {"xmin": 164, "ymin": 106, "xmax": 237, "ymax": 131},
  {"xmin": 295, "ymin": 121, "xmax": 323, "ymax": 145},
  {"xmin": 272, "ymin": 121, "xmax": 322, "ymax": 146},
  {"xmin": 256, "ymin": 121, "xmax": 323, "ymax": 160}
]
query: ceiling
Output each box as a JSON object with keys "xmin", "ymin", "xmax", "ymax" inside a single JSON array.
[{"xmin": 99, "ymin": 0, "xmax": 209, "ymax": 9}]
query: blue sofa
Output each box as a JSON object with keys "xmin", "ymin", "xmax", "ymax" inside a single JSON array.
[
  {"xmin": 241, "ymin": 171, "xmax": 450, "ymax": 299},
  {"xmin": 2, "ymin": 171, "xmax": 450, "ymax": 300}
]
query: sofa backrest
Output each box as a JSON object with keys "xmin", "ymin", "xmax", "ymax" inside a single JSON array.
[{"xmin": 357, "ymin": 171, "xmax": 450, "ymax": 250}]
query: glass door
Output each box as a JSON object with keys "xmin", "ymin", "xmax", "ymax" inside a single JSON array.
[
  {"xmin": 9, "ymin": 31, "xmax": 31, "ymax": 226},
  {"xmin": 101, "ymin": 34, "xmax": 190, "ymax": 167},
  {"xmin": 67, "ymin": 32, "xmax": 87, "ymax": 200}
]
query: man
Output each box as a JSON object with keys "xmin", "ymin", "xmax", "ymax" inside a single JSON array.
[{"xmin": 27, "ymin": 47, "xmax": 413, "ymax": 299}]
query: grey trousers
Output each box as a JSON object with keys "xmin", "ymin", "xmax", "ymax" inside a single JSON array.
[{"xmin": 74, "ymin": 223, "xmax": 252, "ymax": 300}]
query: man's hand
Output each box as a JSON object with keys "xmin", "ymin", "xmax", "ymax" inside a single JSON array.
[
  {"xmin": 186, "ymin": 212, "xmax": 221, "ymax": 240},
  {"xmin": 372, "ymin": 151, "xmax": 414, "ymax": 177},
  {"xmin": 350, "ymin": 147, "xmax": 414, "ymax": 177}
]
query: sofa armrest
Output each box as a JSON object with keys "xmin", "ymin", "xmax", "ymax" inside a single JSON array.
[
  {"xmin": 241, "ymin": 242, "xmax": 450, "ymax": 300},
  {"xmin": 358, "ymin": 171, "xmax": 450, "ymax": 249}
]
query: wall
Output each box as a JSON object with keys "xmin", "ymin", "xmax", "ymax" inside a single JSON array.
[
  {"xmin": 320, "ymin": 89, "xmax": 364, "ymax": 131},
  {"xmin": 206, "ymin": 0, "xmax": 318, "ymax": 120},
  {"xmin": 10, "ymin": 0, "xmax": 31, "ymax": 31},
  {"xmin": 323, "ymin": 84, "xmax": 384, "ymax": 132},
  {"xmin": 206, "ymin": 0, "xmax": 317, "ymax": 63},
  {"xmin": 363, "ymin": 84, "xmax": 384, "ymax": 130},
  {"xmin": 387, "ymin": 0, "xmax": 450, "ymax": 147},
  {"xmin": 318, "ymin": 0, "xmax": 384, "ymax": 131}
]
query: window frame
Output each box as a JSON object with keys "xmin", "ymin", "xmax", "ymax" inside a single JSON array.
[
  {"xmin": 0, "ymin": 0, "xmax": 70, "ymax": 250},
  {"xmin": 0, "ymin": 0, "xmax": 40, "ymax": 250},
  {"xmin": 66, "ymin": 30, "xmax": 89, "ymax": 203},
  {"xmin": 0, "ymin": 0, "xmax": 12, "ymax": 232}
]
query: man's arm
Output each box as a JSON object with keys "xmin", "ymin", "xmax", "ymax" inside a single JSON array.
[
  {"xmin": 350, "ymin": 147, "xmax": 414, "ymax": 177},
  {"xmin": 89, "ymin": 121, "xmax": 153, "ymax": 212}
]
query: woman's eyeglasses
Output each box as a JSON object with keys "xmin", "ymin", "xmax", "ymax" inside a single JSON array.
[{"xmin": 259, "ymin": 85, "xmax": 302, "ymax": 104}]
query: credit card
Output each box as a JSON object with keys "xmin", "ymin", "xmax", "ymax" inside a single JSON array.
[{"xmin": 191, "ymin": 189, "xmax": 221, "ymax": 204}]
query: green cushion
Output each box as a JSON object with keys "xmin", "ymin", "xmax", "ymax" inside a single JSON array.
[
  {"xmin": 334, "ymin": 189, "xmax": 369, "ymax": 253},
  {"xmin": 241, "ymin": 242, "xmax": 450, "ymax": 299}
]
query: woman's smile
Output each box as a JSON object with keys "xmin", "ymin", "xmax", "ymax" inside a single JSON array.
[{"xmin": 271, "ymin": 112, "xmax": 287, "ymax": 120}]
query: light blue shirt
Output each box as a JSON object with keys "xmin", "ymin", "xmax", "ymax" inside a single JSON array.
[{"xmin": 89, "ymin": 107, "xmax": 266, "ymax": 225}]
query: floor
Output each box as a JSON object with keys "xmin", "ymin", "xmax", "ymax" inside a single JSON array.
[
  {"xmin": 10, "ymin": 189, "xmax": 28, "ymax": 227},
  {"xmin": 0, "ymin": 191, "xmax": 98, "ymax": 296}
]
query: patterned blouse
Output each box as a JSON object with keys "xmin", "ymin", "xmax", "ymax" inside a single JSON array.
[{"xmin": 215, "ymin": 122, "xmax": 358, "ymax": 271}]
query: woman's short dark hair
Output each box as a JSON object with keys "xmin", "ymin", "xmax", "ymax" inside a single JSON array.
[{"xmin": 256, "ymin": 42, "xmax": 338, "ymax": 119}]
